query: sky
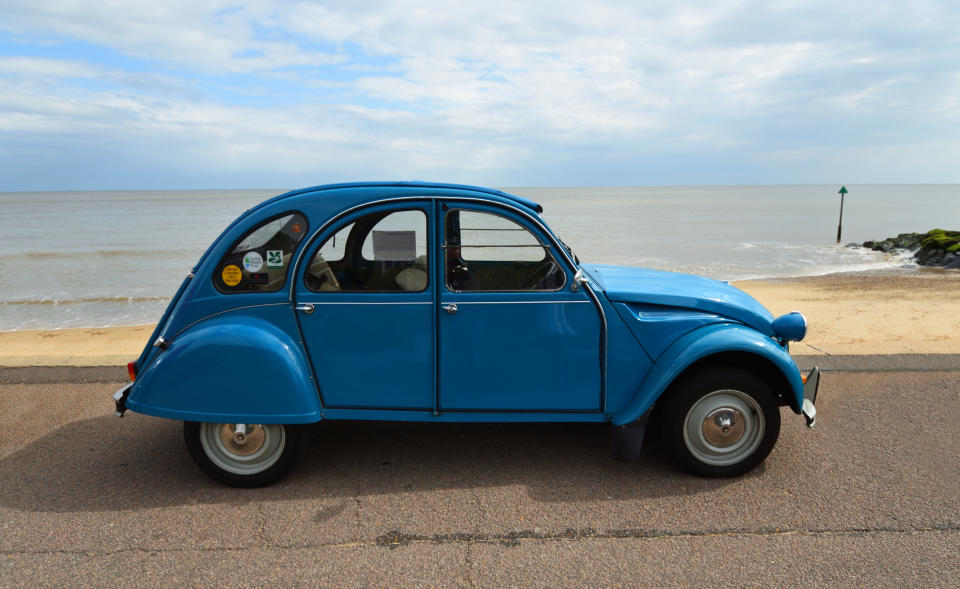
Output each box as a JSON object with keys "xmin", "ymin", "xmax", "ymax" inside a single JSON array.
[{"xmin": 1, "ymin": 0, "xmax": 958, "ymax": 190}]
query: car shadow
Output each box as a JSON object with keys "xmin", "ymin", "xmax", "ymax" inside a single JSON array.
[{"xmin": 0, "ymin": 414, "xmax": 751, "ymax": 513}]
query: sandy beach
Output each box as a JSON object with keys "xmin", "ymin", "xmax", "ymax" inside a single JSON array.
[
  {"xmin": 0, "ymin": 270, "xmax": 957, "ymax": 367},
  {"xmin": 736, "ymin": 269, "xmax": 960, "ymax": 356},
  {"xmin": 0, "ymin": 323, "xmax": 155, "ymax": 367}
]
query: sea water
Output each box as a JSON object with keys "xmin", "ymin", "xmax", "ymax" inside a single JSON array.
[{"xmin": 0, "ymin": 184, "xmax": 956, "ymax": 330}]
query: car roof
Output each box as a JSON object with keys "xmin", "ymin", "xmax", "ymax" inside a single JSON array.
[
  {"xmin": 190, "ymin": 182, "xmax": 546, "ymax": 285},
  {"xmin": 258, "ymin": 181, "xmax": 544, "ymax": 215}
]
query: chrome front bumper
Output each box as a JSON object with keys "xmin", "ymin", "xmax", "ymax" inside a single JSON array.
[{"xmin": 801, "ymin": 366, "xmax": 820, "ymax": 428}]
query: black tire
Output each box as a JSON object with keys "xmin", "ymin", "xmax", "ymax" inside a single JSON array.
[
  {"xmin": 184, "ymin": 421, "xmax": 302, "ymax": 487},
  {"xmin": 659, "ymin": 367, "xmax": 780, "ymax": 477}
]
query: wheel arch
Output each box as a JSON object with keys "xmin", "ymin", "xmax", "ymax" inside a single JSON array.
[
  {"xmin": 611, "ymin": 323, "xmax": 804, "ymax": 426},
  {"xmin": 674, "ymin": 351, "xmax": 794, "ymax": 405},
  {"xmin": 126, "ymin": 315, "xmax": 323, "ymax": 424}
]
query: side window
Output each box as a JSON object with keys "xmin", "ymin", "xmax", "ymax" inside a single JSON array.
[
  {"xmin": 445, "ymin": 210, "xmax": 565, "ymax": 291},
  {"xmin": 306, "ymin": 209, "xmax": 429, "ymax": 292},
  {"xmin": 215, "ymin": 213, "xmax": 308, "ymax": 293}
]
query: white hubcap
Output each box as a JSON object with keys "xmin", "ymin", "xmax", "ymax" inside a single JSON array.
[
  {"xmin": 683, "ymin": 390, "xmax": 764, "ymax": 466},
  {"xmin": 199, "ymin": 423, "xmax": 286, "ymax": 475}
]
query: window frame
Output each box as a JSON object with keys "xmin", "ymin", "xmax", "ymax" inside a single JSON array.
[
  {"xmin": 443, "ymin": 207, "xmax": 567, "ymax": 293},
  {"xmin": 213, "ymin": 210, "xmax": 309, "ymax": 295},
  {"xmin": 303, "ymin": 206, "xmax": 432, "ymax": 294}
]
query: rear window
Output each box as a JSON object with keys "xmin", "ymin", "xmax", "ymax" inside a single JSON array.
[{"xmin": 215, "ymin": 212, "xmax": 308, "ymax": 293}]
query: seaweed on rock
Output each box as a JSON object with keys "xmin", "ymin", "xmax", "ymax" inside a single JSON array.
[{"xmin": 860, "ymin": 229, "xmax": 960, "ymax": 268}]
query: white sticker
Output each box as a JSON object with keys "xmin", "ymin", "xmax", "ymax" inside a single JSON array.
[
  {"xmin": 243, "ymin": 251, "xmax": 263, "ymax": 272},
  {"xmin": 266, "ymin": 250, "xmax": 283, "ymax": 268}
]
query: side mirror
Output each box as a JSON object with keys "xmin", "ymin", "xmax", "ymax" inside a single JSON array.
[{"xmin": 571, "ymin": 268, "xmax": 587, "ymax": 292}]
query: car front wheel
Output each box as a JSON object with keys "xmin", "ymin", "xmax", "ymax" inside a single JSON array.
[
  {"xmin": 184, "ymin": 421, "xmax": 301, "ymax": 487},
  {"xmin": 661, "ymin": 368, "xmax": 780, "ymax": 477}
]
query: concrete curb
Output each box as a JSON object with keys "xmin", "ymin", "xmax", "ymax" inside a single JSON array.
[
  {"xmin": 793, "ymin": 354, "xmax": 960, "ymax": 372},
  {"xmin": 2, "ymin": 355, "xmax": 958, "ymax": 384},
  {"xmin": 1, "ymin": 365, "xmax": 128, "ymax": 384}
]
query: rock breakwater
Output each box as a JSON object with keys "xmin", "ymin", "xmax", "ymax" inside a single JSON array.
[{"xmin": 858, "ymin": 229, "xmax": 960, "ymax": 269}]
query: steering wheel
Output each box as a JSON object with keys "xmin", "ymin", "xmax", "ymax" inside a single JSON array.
[{"xmin": 531, "ymin": 260, "xmax": 560, "ymax": 290}]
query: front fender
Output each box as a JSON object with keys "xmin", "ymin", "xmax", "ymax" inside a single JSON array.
[
  {"xmin": 126, "ymin": 316, "xmax": 321, "ymax": 423},
  {"xmin": 611, "ymin": 323, "xmax": 804, "ymax": 426}
]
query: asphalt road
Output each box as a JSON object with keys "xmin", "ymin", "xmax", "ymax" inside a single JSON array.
[{"xmin": 1, "ymin": 370, "xmax": 958, "ymax": 587}]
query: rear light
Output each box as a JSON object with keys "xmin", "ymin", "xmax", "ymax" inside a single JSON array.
[{"xmin": 127, "ymin": 361, "xmax": 137, "ymax": 382}]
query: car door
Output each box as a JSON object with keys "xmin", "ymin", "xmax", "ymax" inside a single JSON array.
[
  {"xmin": 295, "ymin": 203, "xmax": 434, "ymax": 409},
  {"xmin": 437, "ymin": 203, "xmax": 602, "ymax": 412}
]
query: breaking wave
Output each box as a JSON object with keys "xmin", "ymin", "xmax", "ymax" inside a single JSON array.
[{"xmin": 1, "ymin": 296, "xmax": 171, "ymax": 306}]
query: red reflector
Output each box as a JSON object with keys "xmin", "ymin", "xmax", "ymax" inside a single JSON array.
[{"xmin": 127, "ymin": 362, "xmax": 137, "ymax": 382}]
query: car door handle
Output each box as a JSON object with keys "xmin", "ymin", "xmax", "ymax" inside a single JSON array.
[
  {"xmin": 295, "ymin": 303, "xmax": 315, "ymax": 314},
  {"xmin": 442, "ymin": 303, "xmax": 458, "ymax": 314}
]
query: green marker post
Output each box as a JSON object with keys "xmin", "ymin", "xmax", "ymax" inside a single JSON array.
[{"xmin": 836, "ymin": 186, "xmax": 848, "ymax": 244}]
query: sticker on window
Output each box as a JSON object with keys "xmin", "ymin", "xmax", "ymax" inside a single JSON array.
[
  {"xmin": 222, "ymin": 265, "xmax": 242, "ymax": 287},
  {"xmin": 266, "ymin": 250, "xmax": 283, "ymax": 268},
  {"xmin": 243, "ymin": 251, "xmax": 263, "ymax": 272}
]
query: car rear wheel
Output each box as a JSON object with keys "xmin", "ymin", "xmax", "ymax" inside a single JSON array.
[
  {"xmin": 660, "ymin": 368, "xmax": 780, "ymax": 477},
  {"xmin": 184, "ymin": 422, "xmax": 301, "ymax": 487}
]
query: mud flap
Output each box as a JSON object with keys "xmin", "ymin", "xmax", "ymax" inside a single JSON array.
[{"xmin": 610, "ymin": 408, "xmax": 652, "ymax": 462}]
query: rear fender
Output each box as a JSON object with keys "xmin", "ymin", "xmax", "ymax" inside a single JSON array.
[
  {"xmin": 126, "ymin": 316, "xmax": 321, "ymax": 423},
  {"xmin": 611, "ymin": 323, "xmax": 803, "ymax": 426}
]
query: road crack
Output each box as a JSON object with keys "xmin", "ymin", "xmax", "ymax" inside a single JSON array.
[
  {"xmin": 464, "ymin": 542, "xmax": 477, "ymax": 588},
  {"xmin": 353, "ymin": 497, "xmax": 362, "ymax": 542},
  {"xmin": 935, "ymin": 372, "xmax": 959, "ymax": 393},
  {"xmin": 256, "ymin": 502, "xmax": 267, "ymax": 547},
  {"xmin": 4, "ymin": 522, "xmax": 957, "ymax": 557}
]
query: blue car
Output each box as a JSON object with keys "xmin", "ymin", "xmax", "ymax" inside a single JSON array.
[{"xmin": 113, "ymin": 182, "xmax": 819, "ymax": 487}]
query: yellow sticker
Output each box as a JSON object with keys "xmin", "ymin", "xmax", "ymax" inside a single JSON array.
[{"xmin": 221, "ymin": 264, "xmax": 242, "ymax": 286}]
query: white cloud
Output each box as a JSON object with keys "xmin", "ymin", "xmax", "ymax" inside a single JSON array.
[
  {"xmin": 1, "ymin": 0, "xmax": 959, "ymax": 188},
  {"xmin": 0, "ymin": 0, "xmax": 343, "ymax": 73},
  {"xmin": 0, "ymin": 56, "xmax": 103, "ymax": 77}
]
